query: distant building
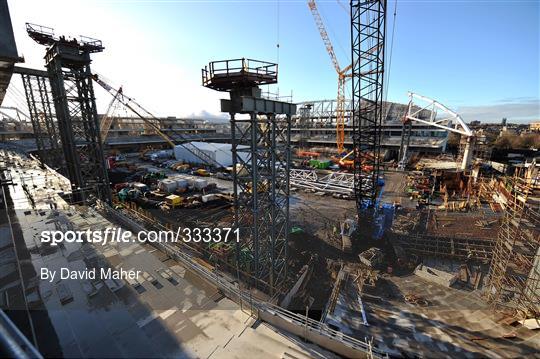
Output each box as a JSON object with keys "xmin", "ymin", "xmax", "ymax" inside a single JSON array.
[
  {"xmin": 499, "ymin": 125, "xmax": 517, "ymax": 137},
  {"xmin": 470, "ymin": 120, "xmax": 481, "ymax": 126},
  {"xmin": 530, "ymin": 121, "xmax": 540, "ymax": 132},
  {"xmin": 501, "ymin": 118, "xmax": 507, "ymax": 126},
  {"xmin": 292, "ymin": 99, "xmax": 448, "ymax": 154}
]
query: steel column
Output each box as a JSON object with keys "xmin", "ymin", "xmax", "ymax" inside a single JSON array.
[{"xmin": 231, "ymin": 113, "xmax": 290, "ymax": 293}]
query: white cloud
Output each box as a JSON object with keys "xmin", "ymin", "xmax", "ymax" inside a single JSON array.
[{"xmin": 457, "ymin": 99, "xmax": 540, "ymax": 123}]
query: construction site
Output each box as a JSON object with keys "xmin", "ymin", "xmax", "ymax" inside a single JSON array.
[{"xmin": 0, "ymin": 0, "xmax": 539, "ymax": 358}]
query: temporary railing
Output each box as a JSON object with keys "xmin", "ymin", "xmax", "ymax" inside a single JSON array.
[
  {"xmin": 97, "ymin": 201, "xmax": 387, "ymax": 358},
  {"xmin": 26, "ymin": 23, "xmax": 104, "ymax": 52},
  {"xmin": 202, "ymin": 58, "xmax": 278, "ymax": 90}
]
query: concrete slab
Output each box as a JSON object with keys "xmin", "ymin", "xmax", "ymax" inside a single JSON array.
[{"xmin": 1, "ymin": 151, "xmax": 335, "ymax": 358}]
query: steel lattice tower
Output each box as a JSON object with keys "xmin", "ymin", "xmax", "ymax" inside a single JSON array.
[
  {"xmin": 202, "ymin": 59, "xmax": 295, "ymax": 294},
  {"xmin": 350, "ymin": 0, "xmax": 386, "ymax": 213},
  {"xmin": 26, "ymin": 24, "xmax": 111, "ymax": 204},
  {"xmin": 20, "ymin": 70, "xmax": 64, "ymax": 171}
]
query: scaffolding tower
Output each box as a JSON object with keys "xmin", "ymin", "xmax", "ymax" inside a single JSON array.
[
  {"xmin": 202, "ymin": 58, "xmax": 295, "ymax": 294},
  {"xmin": 26, "ymin": 23, "xmax": 111, "ymax": 204},
  {"xmin": 350, "ymin": 0, "xmax": 386, "ymax": 212},
  {"xmin": 486, "ymin": 164, "xmax": 540, "ymax": 318}
]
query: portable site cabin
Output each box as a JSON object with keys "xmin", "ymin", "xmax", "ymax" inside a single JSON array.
[{"xmin": 174, "ymin": 142, "xmax": 248, "ymax": 167}]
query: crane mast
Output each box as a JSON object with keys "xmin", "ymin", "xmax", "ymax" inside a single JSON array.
[
  {"xmin": 308, "ymin": 0, "xmax": 351, "ymax": 154},
  {"xmin": 351, "ymin": 0, "xmax": 386, "ymax": 215}
]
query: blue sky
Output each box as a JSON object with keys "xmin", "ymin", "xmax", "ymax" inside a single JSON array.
[{"xmin": 6, "ymin": 0, "xmax": 539, "ymax": 123}]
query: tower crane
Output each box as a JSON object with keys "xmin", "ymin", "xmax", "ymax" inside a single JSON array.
[
  {"xmin": 351, "ymin": 0, "xmax": 386, "ymax": 215},
  {"xmin": 307, "ymin": 0, "xmax": 351, "ymax": 155},
  {"xmin": 93, "ymin": 75, "xmax": 221, "ymax": 167}
]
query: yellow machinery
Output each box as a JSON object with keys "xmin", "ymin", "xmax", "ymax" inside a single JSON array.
[
  {"xmin": 195, "ymin": 169, "xmax": 210, "ymax": 177},
  {"xmin": 165, "ymin": 194, "xmax": 183, "ymax": 208}
]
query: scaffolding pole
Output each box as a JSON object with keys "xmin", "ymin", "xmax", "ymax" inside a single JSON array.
[{"xmin": 486, "ymin": 165, "xmax": 540, "ymax": 318}]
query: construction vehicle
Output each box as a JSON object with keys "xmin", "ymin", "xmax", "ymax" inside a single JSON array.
[
  {"xmin": 194, "ymin": 168, "xmax": 210, "ymax": 177},
  {"xmin": 139, "ymin": 147, "xmax": 155, "ymax": 160},
  {"xmin": 171, "ymin": 163, "xmax": 190, "ymax": 172},
  {"xmin": 165, "ymin": 194, "xmax": 183, "ymax": 208},
  {"xmin": 309, "ymin": 0, "xmax": 388, "ymax": 181}
]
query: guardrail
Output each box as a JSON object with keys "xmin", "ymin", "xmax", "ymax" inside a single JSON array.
[{"xmin": 97, "ymin": 201, "xmax": 388, "ymax": 358}]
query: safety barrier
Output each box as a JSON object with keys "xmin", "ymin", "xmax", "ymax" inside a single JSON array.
[{"xmin": 97, "ymin": 201, "xmax": 388, "ymax": 358}]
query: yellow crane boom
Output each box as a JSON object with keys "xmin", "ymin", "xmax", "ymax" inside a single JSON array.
[{"xmin": 307, "ymin": 0, "xmax": 351, "ymax": 154}]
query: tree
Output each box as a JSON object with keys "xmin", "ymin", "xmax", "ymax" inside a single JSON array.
[
  {"xmin": 494, "ymin": 133, "xmax": 539, "ymax": 149},
  {"xmin": 494, "ymin": 134, "xmax": 514, "ymax": 149}
]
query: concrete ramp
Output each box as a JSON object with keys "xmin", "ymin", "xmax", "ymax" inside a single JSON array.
[{"xmin": 0, "ymin": 0, "xmax": 20, "ymax": 105}]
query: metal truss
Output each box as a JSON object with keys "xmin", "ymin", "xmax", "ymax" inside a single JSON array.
[
  {"xmin": 20, "ymin": 71, "xmax": 64, "ymax": 171},
  {"xmin": 296, "ymin": 103, "xmax": 312, "ymax": 149},
  {"xmin": 231, "ymin": 113, "xmax": 291, "ymax": 294},
  {"xmin": 27, "ymin": 23, "xmax": 111, "ymax": 204},
  {"xmin": 405, "ymin": 92, "xmax": 473, "ymax": 137},
  {"xmin": 405, "ymin": 92, "xmax": 474, "ymax": 170},
  {"xmin": 351, "ymin": 0, "xmax": 386, "ymax": 210},
  {"xmin": 293, "ymin": 99, "xmax": 353, "ymax": 126},
  {"xmin": 202, "ymin": 58, "xmax": 294, "ymax": 294},
  {"xmin": 290, "ymin": 169, "xmax": 355, "ymax": 195},
  {"xmin": 486, "ymin": 166, "xmax": 540, "ymax": 318}
]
